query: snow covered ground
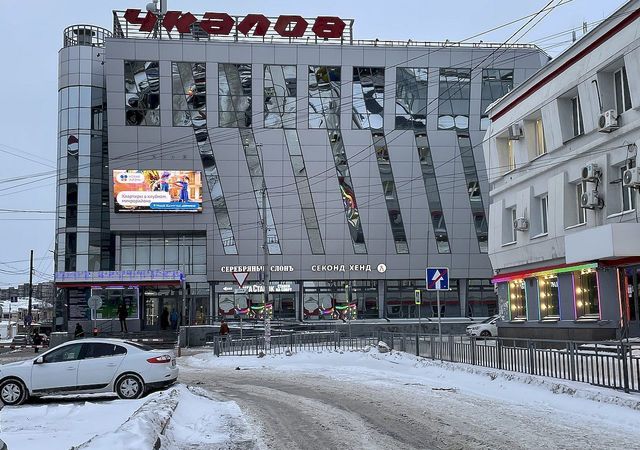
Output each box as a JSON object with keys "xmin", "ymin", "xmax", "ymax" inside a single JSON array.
[
  {"xmin": 0, "ymin": 385, "xmax": 254, "ymax": 450},
  {"xmin": 1, "ymin": 346, "xmax": 639, "ymax": 449}
]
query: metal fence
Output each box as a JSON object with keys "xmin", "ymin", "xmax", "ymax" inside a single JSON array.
[
  {"xmin": 212, "ymin": 331, "xmax": 378, "ymax": 356},
  {"xmin": 380, "ymin": 332, "xmax": 640, "ymax": 394},
  {"xmin": 210, "ymin": 331, "xmax": 640, "ymax": 393}
]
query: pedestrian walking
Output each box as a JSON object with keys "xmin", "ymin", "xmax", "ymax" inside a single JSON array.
[
  {"xmin": 74, "ymin": 323, "xmax": 85, "ymax": 338},
  {"xmin": 160, "ymin": 306, "xmax": 170, "ymax": 330},
  {"xmin": 118, "ymin": 301, "xmax": 129, "ymax": 332},
  {"xmin": 170, "ymin": 309, "xmax": 179, "ymax": 330}
]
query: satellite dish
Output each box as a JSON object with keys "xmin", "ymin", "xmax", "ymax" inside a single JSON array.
[{"xmin": 146, "ymin": 1, "xmax": 158, "ymax": 13}]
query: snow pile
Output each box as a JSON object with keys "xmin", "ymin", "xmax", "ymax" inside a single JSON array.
[
  {"xmin": 160, "ymin": 385, "xmax": 262, "ymax": 449},
  {"xmin": 73, "ymin": 388, "xmax": 179, "ymax": 449},
  {"xmin": 1, "ymin": 385, "xmax": 250, "ymax": 450}
]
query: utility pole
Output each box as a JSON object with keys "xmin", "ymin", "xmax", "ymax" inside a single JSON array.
[
  {"xmin": 260, "ymin": 144, "xmax": 271, "ymax": 351},
  {"xmin": 28, "ymin": 250, "xmax": 33, "ymax": 316}
]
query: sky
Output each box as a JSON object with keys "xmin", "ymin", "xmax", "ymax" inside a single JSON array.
[{"xmin": 0, "ymin": 0, "xmax": 628, "ymax": 287}]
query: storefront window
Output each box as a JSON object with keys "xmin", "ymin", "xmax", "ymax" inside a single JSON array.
[
  {"xmin": 467, "ymin": 279, "xmax": 498, "ymax": 317},
  {"xmin": 538, "ymin": 275, "xmax": 560, "ymax": 319},
  {"xmin": 508, "ymin": 279, "xmax": 526, "ymax": 320},
  {"xmin": 574, "ymin": 269, "xmax": 599, "ymax": 318},
  {"xmin": 90, "ymin": 287, "xmax": 139, "ymax": 320},
  {"xmin": 386, "ymin": 280, "xmax": 459, "ymax": 318}
]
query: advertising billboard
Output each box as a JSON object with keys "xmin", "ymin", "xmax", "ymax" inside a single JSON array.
[{"xmin": 113, "ymin": 170, "xmax": 203, "ymax": 212}]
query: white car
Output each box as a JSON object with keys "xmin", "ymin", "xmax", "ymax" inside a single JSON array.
[
  {"xmin": 0, "ymin": 338, "xmax": 178, "ymax": 406},
  {"xmin": 466, "ymin": 315, "xmax": 500, "ymax": 337}
]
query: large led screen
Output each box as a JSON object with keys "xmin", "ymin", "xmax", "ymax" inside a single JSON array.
[{"xmin": 113, "ymin": 170, "xmax": 203, "ymax": 212}]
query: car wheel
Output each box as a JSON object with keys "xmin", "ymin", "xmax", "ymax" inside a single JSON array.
[
  {"xmin": 480, "ymin": 330, "xmax": 491, "ymax": 337},
  {"xmin": 115, "ymin": 374, "xmax": 144, "ymax": 400},
  {"xmin": 0, "ymin": 379, "xmax": 27, "ymax": 406}
]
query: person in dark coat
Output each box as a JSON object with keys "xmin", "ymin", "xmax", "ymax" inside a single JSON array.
[
  {"xmin": 219, "ymin": 319, "xmax": 230, "ymax": 336},
  {"xmin": 74, "ymin": 323, "xmax": 85, "ymax": 338},
  {"xmin": 160, "ymin": 307, "xmax": 170, "ymax": 330},
  {"xmin": 118, "ymin": 302, "xmax": 129, "ymax": 332},
  {"xmin": 170, "ymin": 309, "xmax": 179, "ymax": 330}
]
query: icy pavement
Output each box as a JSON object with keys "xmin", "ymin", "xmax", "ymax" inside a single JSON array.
[{"xmin": 180, "ymin": 346, "xmax": 640, "ymax": 449}]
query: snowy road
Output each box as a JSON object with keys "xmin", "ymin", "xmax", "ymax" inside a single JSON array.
[{"xmin": 180, "ymin": 350, "xmax": 640, "ymax": 450}]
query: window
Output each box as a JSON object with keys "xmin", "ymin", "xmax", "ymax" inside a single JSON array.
[
  {"xmin": 538, "ymin": 275, "xmax": 559, "ymax": 319},
  {"xmin": 43, "ymin": 343, "xmax": 83, "ymax": 363},
  {"xmin": 124, "ymin": 61, "xmax": 160, "ymax": 126},
  {"xmin": 219, "ymin": 63, "xmax": 252, "ymax": 128},
  {"xmin": 438, "ymin": 68, "xmax": 471, "ymax": 130},
  {"xmin": 540, "ymin": 195, "xmax": 548, "ymax": 234},
  {"xmin": 467, "ymin": 279, "xmax": 498, "ymax": 317},
  {"xmin": 535, "ymin": 119, "xmax": 546, "ymax": 156},
  {"xmin": 264, "ymin": 65, "xmax": 297, "ymax": 128},
  {"xmin": 172, "ymin": 62, "xmax": 206, "ymax": 127},
  {"xmin": 621, "ymin": 166, "xmax": 636, "ymax": 212},
  {"xmin": 510, "ymin": 207, "xmax": 517, "ymax": 243},
  {"xmin": 576, "ymin": 183, "xmax": 586, "ymax": 224},
  {"xmin": 614, "ymin": 67, "xmax": 632, "ymax": 115},
  {"xmin": 571, "ymin": 96, "xmax": 584, "ymax": 137},
  {"xmin": 82, "ymin": 343, "xmax": 127, "ymax": 359},
  {"xmin": 574, "ymin": 269, "xmax": 599, "ymax": 318},
  {"xmin": 507, "ymin": 140, "xmax": 515, "ymax": 171},
  {"xmin": 508, "ymin": 279, "xmax": 527, "ymax": 320},
  {"xmin": 481, "ymin": 69, "xmax": 513, "ymax": 130}
]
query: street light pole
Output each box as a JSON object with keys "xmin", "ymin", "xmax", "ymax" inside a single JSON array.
[{"xmin": 259, "ymin": 144, "xmax": 271, "ymax": 352}]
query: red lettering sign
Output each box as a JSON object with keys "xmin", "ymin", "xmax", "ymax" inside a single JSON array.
[
  {"xmin": 162, "ymin": 11, "xmax": 198, "ymax": 33},
  {"xmin": 237, "ymin": 14, "xmax": 271, "ymax": 36},
  {"xmin": 312, "ymin": 17, "xmax": 346, "ymax": 39},
  {"xmin": 200, "ymin": 12, "xmax": 234, "ymax": 35},
  {"xmin": 123, "ymin": 9, "xmax": 157, "ymax": 33},
  {"xmin": 274, "ymin": 15, "xmax": 308, "ymax": 38},
  {"xmin": 122, "ymin": 9, "xmax": 345, "ymax": 39}
]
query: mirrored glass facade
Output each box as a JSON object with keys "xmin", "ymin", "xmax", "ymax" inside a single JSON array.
[
  {"xmin": 264, "ymin": 65, "xmax": 297, "ymax": 129},
  {"xmin": 219, "ymin": 63, "xmax": 252, "ymax": 128},
  {"xmin": 353, "ymin": 67, "xmax": 408, "ymax": 253},
  {"xmin": 480, "ymin": 69, "xmax": 513, "ymax": 130},
  {"xmin": 119, "ymin": 234, "xmax": 207, "ymax": 274},
  {"xmin": 220, "ymin": 63, "xmax": 281, "ymax": 254},
  {"xmin": 458, "ymin": 135, "xmax": 488, "ymax": 252},
  {"xmin": 173, "ymin": 62, "xmax": 237, "ymax": 254},
  {"xmin": 310, "ymin": 66, "xmax": 366, "ymax": 253},
  {"xmin": 124, "ymin": 61, "xmax": 160, "ymax": 126},
  {"xmin": 395, "ymin": 68, "xmax": 450, "ymax": 253},
  {"xmin": 437, "ymin": 68, "xmax": 471, "ymax": 130}
]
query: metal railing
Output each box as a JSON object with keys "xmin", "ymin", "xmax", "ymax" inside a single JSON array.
[
  {"xmin": 380, "ymin": 332, "xmax": 640, "ymax": 393},
  {"xmin": 212, "ymin": 331, "xmax": 378, "ymax": 356},
  {"xmin": 212, "ymin": 331, "xmax": 640, "ymax": 393}
]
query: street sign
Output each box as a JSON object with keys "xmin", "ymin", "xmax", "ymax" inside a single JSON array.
[
  {"xmin": 426, "ymin": 267, "xmax": 449, "ymax": 291},
  {"xmin": 232, "ymin": 272, "xmax": 249, "ymax": 287},
  {"xmin": 414, "ymin": 289, "xmax": 421, "ymax": 305},
  {"xmin": 87, "ymin": 295, "xmax": 103, "ymax": 310}
]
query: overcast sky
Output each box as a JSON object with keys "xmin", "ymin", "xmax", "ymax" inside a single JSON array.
[{"xmin": 0, "ymin": 0, "xmax": 627, "ymax": 287}]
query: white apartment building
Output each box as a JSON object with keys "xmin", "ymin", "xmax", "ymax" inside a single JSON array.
[{"xmin": 484, "ymin": 0, "xmax": 640, "ymax": 340}]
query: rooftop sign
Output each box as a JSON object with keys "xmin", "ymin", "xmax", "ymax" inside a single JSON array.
[{"xmin": 120, "ymin": 9, "xmax": 348, "ymax": 40}]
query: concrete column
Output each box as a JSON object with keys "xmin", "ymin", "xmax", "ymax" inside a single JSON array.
[{"xmin": 378, "ymin": 280, "xmax": 385, "ymax": 319}]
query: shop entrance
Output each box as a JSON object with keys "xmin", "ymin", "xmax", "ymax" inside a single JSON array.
[
  {"xmin": 623, "ymin": 267, "xmax": 640, "ymax": 337},
  {"xmin": 143, "ymin": 288, "xmax": 180, "ymax": 331}
]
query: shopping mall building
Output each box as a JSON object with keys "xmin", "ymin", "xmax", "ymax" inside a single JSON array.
[{"xmin": 53, "ymin": 6, "xmax": 548, "ymax": 331}]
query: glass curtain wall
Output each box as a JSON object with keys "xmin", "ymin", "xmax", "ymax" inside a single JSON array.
[
  {"xmin": 265, "ymin": 65, "xmax": 324, "ymax": 254},
  {"xmin": 124, "ymin": 61, "xmax": 160, "ymax": 126},
  {"xmin": 395, "ymin": 68, "xmax": 450, "ymax": 253},
  {"xmin": 467, "ymin": 279, "xmax": 498, "ymax": 317},
  {"xmin": 219, "ymin": 63, "xmax": 281, "ymax": 254},
  {"xmin": 353, "ymin": 67, "xmax": 408, "ymax": 254},
  {"xmin": 480, "ymin": 69, "xmax": 513, "ymax": 130},
  {"xmin": 309, "ymin": 66, "xmax": 366, "ymax": 253},
  {"xmin": 119, "ymin": 234, "xmax": 206, "ymax": 275},
  {"xmin": 172, "ymin": 62, "xmax": 237, "ymax": 254}
]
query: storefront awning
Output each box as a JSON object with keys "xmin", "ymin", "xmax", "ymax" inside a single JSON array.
[
  {"xmin": 54, "ymin": 270, "xmax": 185, "ymax": 287},
  {"xmin": 565, "ymin": 223, "xmax": 640, "ymax": 264}
]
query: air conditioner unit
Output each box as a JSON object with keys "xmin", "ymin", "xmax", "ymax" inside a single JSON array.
[
  {"xmin": 623, "ymin": 166, "xmax": 640, "ymax": 187},
  {"xmin": 513, "ymin": 217, "xmax": 529, "ymax": 231},
  {"xmin": 508, "ymin": 123, "xmax": 523, "ymax": 140},
  {"xmin": 581, "ymin": 163, "xmax": 601, "ymax": 182},
  {"xmin": 580, "ymin": 190, "xmax": 602, "ymax": 209},
  {"xmin": 598, "ymin": 109, "xmax": 618, "ymax": 133}
]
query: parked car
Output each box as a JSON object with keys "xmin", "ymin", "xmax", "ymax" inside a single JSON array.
[
  {"xmin": 0, "ymin": 338, "xmax": 178, "ymax": 405},
  {"xmin": 466, "ymin": 315, "xmax": 500, "ymax": 337}
]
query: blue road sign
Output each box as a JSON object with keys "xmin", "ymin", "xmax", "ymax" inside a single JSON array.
[{"xmin": 426, "ymin": 267, "xmax": 449, "ymax": 291}]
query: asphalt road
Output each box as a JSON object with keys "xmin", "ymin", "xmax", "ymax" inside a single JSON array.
[{"xmin": 178, "ymin": 362, "xmax": 638, "ymax": 450}]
